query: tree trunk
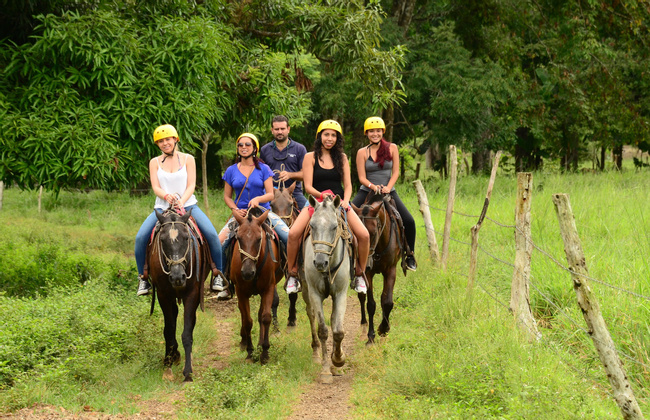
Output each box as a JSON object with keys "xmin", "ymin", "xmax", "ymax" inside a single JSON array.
[
  {"xmin": 600, "ymin": 146, "xmax": 606, "ymax": 171},
  {"xmin": 391, "ymin": 0, "xmax": 417, "ymax": 34},
  {"xmin": 471, "ymin": 149, "xmax": 490, "ymax": 175},
  {"xmin": 613, "ymin": 145, "xmax": 623, "ymax": 170},
  {"xmin": 201, "ymin": 133, "xmax": 212, "ymax": 213},
  {"xmin": 383, "ymin": 106, "xmax": 395, "ymax": 143}
]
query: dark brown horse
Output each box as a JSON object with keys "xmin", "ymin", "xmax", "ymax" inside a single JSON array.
[
  {"xmin": 270, "ymin": 183, "xmax": 299, "ymax": 328},
  {"xmin": 229, "ymin": 208, "xmax": 282, "ymax": 364},
  {"xmin": 352, "ymin": 192, "xmax": 405, "ymax": 344},
  {"xmin": 146, "ymin": 208, "xmax": 210, "ymax": 382}
]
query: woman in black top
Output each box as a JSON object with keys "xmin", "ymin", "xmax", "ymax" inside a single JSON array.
[{"xmin": 285, "ymin": 120, "xmax": 370, "ymax": 294}]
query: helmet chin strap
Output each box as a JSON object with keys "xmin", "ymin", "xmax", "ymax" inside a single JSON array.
[{"xmin": 160, "ymin": 142, "xmax": 177, "ymax": 163}]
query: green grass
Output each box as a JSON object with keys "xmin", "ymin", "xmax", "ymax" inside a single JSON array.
[{"xmin": 0, "ymin": 169, "xmax": 649, "ymax": 418}]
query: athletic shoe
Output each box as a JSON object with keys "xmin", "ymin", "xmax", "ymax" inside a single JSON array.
[
  {"xmin": 217, "ymin": 289, "xmax": 231, "ymax": 301},
  {"xmin": 354, "ymin": 276, "xmax": 367, "ymax": 294},
  {"xmin": 137, "ymin": 278, "xmax": 152, "ymax": 296},
  {"xmin": 211, "ymin": 273, "xmax": 228, "ymax": 292},
  {"xmin": 286, "ymin": 276, "xmax": 301, "ymax": 294}
]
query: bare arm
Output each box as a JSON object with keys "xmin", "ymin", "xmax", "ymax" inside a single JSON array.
[
  {"xmin": 223, "ymin": 182, "xmax": 246, "ymax": 217},
  {"xmin": 249, "ymin": 177, "xmax": 275, "ymax": 207},
  {"xmin": 341, "ymin": 154, "xmax": 352, "ymax": 209},
  {"xmin": 302, "ymin": 153, "xmax": 321, "ymax": 198},
  {"xmin": 179, "ymin": 154, "xmax": 196, "ymax": 207}
]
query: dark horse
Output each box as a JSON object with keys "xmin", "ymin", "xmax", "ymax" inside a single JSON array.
[
  {"xmin": 146, "ymin": 208, "xmax": 210, "ymax": 382},
  {"xmin": 229, "ymin": 208, "xmax": 282, "ymax": 364},
  {"xmin": 352, "ymin": 192, "xmax": 406, "ymax": 344},
  {"xmin": 270, "ymin": 183, "xmax": 299, "ymax": 328}
]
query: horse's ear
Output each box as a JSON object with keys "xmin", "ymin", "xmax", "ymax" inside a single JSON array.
[
  {"xmin": 233, "ymin": 210, "xmax": 245, "ymax": 226},
  {"xmin": 181, "ymin": 207, "xmax": 192, "ymax": 223},
  {"xmin": 287, "ymin": 182, "xmax": 296, "ymax": 194},
  {"xmin": 308, "ymin": 195, "xmax": 317, "ymax": 207},
  {"xmin": 333, "ymin": 195, "xmax": 341, "ymax": 208},
  {"xmin": 256, "ymin": 209, "xmax": 270, "ymax": 225},
  {"xmin": 155, "ymin": 209, "xmax": 165, "ymax": 224},
  {"xmin": 273, "ymin": 188, "xmax": 280, "ymax": 199},
  {"xmin": 351, "ymin": 203, "xmax": 361, "ymax": 214}
]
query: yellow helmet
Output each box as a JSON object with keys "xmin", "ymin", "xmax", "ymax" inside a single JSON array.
[
  {"xmin": 364, "ymin": 117, "xmax": 385, "ymax": 133},
  {"xmin": 316, "ymin": 119, "xmax": 342, "ymax": 138},
  {"xmin": 153, "ymin": 124, "xmax": 179, "ymax": 143},
  {"xmin": 236, "ymin": 133, "xmax": 259, "ymax": 151}
]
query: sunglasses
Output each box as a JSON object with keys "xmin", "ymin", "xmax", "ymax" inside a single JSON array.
[{"xmin": 237, "ymin": 142, "xmax": 253, "ymax": 147}]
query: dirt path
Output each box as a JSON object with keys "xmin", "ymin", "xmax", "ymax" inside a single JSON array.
[
  {"xmin": 1, "ymin": 292, "xmax": 364, "ymax": 420},
  {"xmin": 286, "ymin": 296, "xmax": 364, "ymax": 420}
]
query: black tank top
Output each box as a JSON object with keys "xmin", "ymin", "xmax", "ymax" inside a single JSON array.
[{"xmin": 313, "ymin": 158, "xmax": 344, "ymax": 198}]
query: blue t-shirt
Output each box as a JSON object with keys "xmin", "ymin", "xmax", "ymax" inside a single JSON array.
[
  {"xmin": 259, "ymin": 139, "xmax": 307, "ymax": 196},
  {"xmin": 222, "ymin": 163, "xmax": 274, "ymax": 210}
]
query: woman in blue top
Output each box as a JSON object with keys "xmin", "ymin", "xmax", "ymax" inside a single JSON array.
[
  {"xmin": 215, "ymin": 133, "xmax": 290, "ymax": 299},
  {"xmin": 134, "ymin": 124, "xmax": 226, "ymax": 296}
]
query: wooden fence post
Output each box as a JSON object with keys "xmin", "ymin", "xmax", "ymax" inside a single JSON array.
[
  {"xmin": 441, "ymin": 145, "xmax": 458, "ymax": 271},
  {"xmin": 413, "ymin": 180, "xmax": 439, "ymax": 263},
  {"xmin": 467, "ymin": 151, "xmax": 502, "ymax": 294},
  {"xmin": 510, "ymin": 173, "xmax": 540, "ymax": 341},
  {"xmin": 0, "ymin": 181, "xmax": 4, "ymax": 211},
  {"xmin": 38, "ymin": 185, "xmax": 43, "ymax": 214},
  {"xmin": 201, "ymin": 132, "xmax": 212, "ymax": 215},
  {"xmin": 552, "ymin": 193, "xmax": 643, "ymax": 420},
  {"xmin": 415, "ymin": 162, "xmax": 421, "ymax": 180}
]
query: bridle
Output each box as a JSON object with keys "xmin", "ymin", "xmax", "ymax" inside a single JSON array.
[
  {"xmin": 154, "ymin": 219, "xmax": 195, "ymax": 279},
  {"xmin": 311, "ymin": 207, "xmax": 351, "ymax": 284}
]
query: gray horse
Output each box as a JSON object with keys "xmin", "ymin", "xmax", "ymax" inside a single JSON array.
[{"xmin": 301, "ymin": 194, "xmax": 352, "ymax": 383}]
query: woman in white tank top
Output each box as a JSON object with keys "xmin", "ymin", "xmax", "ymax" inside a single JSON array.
[{"xmin": 134, "ymin": 124, "xmax": 226, "ymax": 296}]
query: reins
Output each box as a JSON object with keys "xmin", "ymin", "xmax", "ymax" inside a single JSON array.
[{"xmin": 311, "ymin": 208, "xmax": 352, "ymax": 284}]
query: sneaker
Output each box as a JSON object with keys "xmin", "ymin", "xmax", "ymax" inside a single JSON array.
[
  {"xmin": 405, "ymin": 255, "xmax": 417, "ymax": 272},
  {"xmin": 354, "ymin": 275, "xmax": 367, "ymax": 294},
  {"xmin": 286, "ymin": 276, "xmax": 301, "ymax": 294},
  {"xmin": 217, "ymin": 288, "xmax": 231, "ymax": 301},
  {"xmin": 211, "ymin": 273, "xmax": 228, "ymax": 292},
  {"xmin": 137, "ymin": 278, "xmax": 152, "ymax": 296}
]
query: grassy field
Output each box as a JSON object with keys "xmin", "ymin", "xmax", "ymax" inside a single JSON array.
[{"xmin": 0, "ymin": 166, "xmax": 648, "ymax": 418}]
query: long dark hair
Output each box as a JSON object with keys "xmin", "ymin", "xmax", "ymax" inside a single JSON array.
[
  {"xmin": 236, "ymin": 143, "xmax": 261, "ymax": 169},
  {"xmin": 371, "ymin": 138, "xmax": 393, "ymax": 169},
  {"xmin": 314, "ymin": 130, "xmax": 345, "ymax": 179}
]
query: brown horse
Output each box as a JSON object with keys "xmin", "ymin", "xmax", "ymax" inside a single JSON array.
[
  {"xmin": 270, "ymin": 183, "xmax": 300, "ymax": 328},
  {"xmin": 352, "ymin": 192, "xmax": 405, "ymax": 344},
  {"xmin": 146, "ymin": 208, "xmax": 210, "ymax": 382},
  {"xmin": 229, "ymin": 208, "xmax": 282, "ymax": 364}
]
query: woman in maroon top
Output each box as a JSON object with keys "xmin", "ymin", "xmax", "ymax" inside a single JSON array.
[{"xmin": 285, "ymin": 120, "xmax": 370, "ymax": 294}]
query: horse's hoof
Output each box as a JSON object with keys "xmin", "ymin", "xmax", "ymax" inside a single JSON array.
[
  {"xmin": 183, "ymin": 375, "xmax": 193, "ymax": 383},
  {"xmin": 331, "ymin": 353, "xmax": 346, "ymax": 368},
  {"xmin": 312, "ymin": 355, "xmax": 322, "ymax": 365},
  {"xmin": 360, "ymin": 324, "xmax": 368, "ymax": 336},
  {"xmin": 330, "ymin": 365, "xmax": 344, "ymax": 376},
  {"xmin": 319, "ymin": 373, "xmax": 334, "ymax": 384},
  {"xmin": 162, "ymin": 368, "xmax": 174, "ymax": 381},
  {"xmin": 365, "ymin": 338, "xmax": 375, "ymax": 347}
]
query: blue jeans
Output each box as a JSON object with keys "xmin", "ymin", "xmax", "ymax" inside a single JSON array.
[
  {"xmin": 219, "ymin": 211, "xmax": 289, "ymax": 264},
  {"xmin": 135, "ymin": 205, "xmax": 222, "ymax": 276}
]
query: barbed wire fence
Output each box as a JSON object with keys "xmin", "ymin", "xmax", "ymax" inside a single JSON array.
[{"xmin": 414, "ymin": 154, "xmax": 647, "ymax": 418}]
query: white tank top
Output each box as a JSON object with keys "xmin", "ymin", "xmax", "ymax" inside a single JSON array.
[{"xmin": 153, "ymin": 153, "xmax": 198, "ymax": 210}]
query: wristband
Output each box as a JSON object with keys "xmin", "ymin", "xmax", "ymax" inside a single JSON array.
[
  {"xmin": 164, "ymin": 194, "xmax": 170, "ymax": 201},
  {"xmin": 368, "ymin": 183, "xmax": 373, "ymax": 189}
]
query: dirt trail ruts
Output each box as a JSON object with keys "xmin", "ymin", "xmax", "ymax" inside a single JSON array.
[
  {"xmin": 0, "ymin": 292, "xmax": 364, "ymax": 420},
  {"xmin": 286, "ymin": 296, "xmax": 364, "ymax": 420}
]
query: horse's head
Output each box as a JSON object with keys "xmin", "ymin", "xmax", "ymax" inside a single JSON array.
[
  {"xmin": 271, "ymin": 183, "xmax": 296, "ymax": 227},
  {"xmin": 352, "ymin": 193, "xmax": 387, "ymax": 270},
  {"xmin": 155, "ymin": 208, "xmax": 193, "ymax": 290},
  {"xmin": 308, "ymin": 194, "xmax": 341, "ymax": 272},
  {"xmin": 233, "ymin": 208, "xmax": 269, "ymax": 281}
]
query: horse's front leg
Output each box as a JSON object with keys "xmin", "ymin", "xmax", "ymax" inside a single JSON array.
[
  {"xmin": 303, "ymin": 290, "xmax": 322, "ymax": 364},
  {"xmin": 315, "ymin": 299, "xmax": 331, "ymax": 383},
  {"xmin": 271, "ymin": 288, "xmax": 280, "ymax": 333},
  {"xmin": 287, "ymin": 292, "xmax": 298, "ymax": 327},
  {"xmin": 161, "ymin": 296, "xmax": 180, "ymax": 368},
  {"xmin": 358, "ymin": 286, "xmax": 367, "ymax": 326},
  {"xmin": 366, "ymin": 273, "xmax": 377, "ymax": 345},
  {"xmin": 330, "ymin": 288, "xmax": 347, "ymax": 371},
  {"xmin": 258, "ymin": 283, "xmax": 275, "ymax": 364},
  {"xmin": 180, "ymin": 292, "xmax": 199, "ymax": 382},
  {"xmin": 378, "ymin": 267, "xmax": 396, "ymax": 336},
  {"xmin": 237, "ymin": 295, "xmax": 254, "ymax": 360}
]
